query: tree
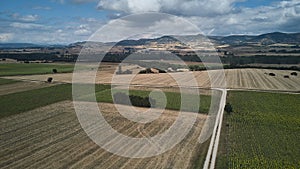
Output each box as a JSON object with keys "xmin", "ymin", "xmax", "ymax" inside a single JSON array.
[
  {"xmin": 47, "ymin": 77, "xmax": 53, "ymax": 83},
  {"xmin": 52, "ymin": 69, "xmax": 58, "ymax": 73},
  {"xmin": 224, "ymin": 103, "xmax": 233, "ymax": 114}
]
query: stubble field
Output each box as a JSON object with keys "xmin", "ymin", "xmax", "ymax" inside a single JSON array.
[
  {"xmin": 0, "ymin": 101, "xmax": 209, "ymax": 169},
  {"xmin": 5, "ymin": 67, "xmax": 299, "ymax": 91}
]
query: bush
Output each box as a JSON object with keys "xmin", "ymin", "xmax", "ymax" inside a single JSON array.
[
  {"xmin": 52, "ymin": 69, "xmax": 58, "ymax": 73},
  {"xmin": 113, "ymin": 92, "xmax": 155, "ymax": 108},
  {"xmin": 269, "ymin": 73, "xmax": 276, "ymax": 76},
  {"xmin": 224, "ymin": 103, "xmax": 233, "ymax": 114},
  {"xmin": 291, "ymin": 72, "xmax": 298, "ymax": 76},
  {"xmin": 47, "ymin": 77, "xmax": 53, "ymax": 83}
]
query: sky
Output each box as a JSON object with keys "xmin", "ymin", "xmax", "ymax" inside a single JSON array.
[{"xmin": 0, "ymin": 0, "xmax": 299, "ymax": 44}]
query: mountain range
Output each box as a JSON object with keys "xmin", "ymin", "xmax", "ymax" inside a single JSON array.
[{"xmin": 1, "ymin": 32, "xmax": 300, "ymax": 49}]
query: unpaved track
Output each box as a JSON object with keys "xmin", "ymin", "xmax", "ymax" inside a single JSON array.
[
  {"xmin": 0, "ymin": 101, "xmax": 207, "ymax": 169},
  {"xmin": 203, "ymin": 89, "xmax": 227, "ymax": 169}
]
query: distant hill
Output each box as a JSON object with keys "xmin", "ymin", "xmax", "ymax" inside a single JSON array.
[
  {"xmin": 250, "ymin": 32, "xmax": 300, "ymax": 45},
  {"xmin": 116, "ymin": 32, "xmax": 300, "ymax": 46},
  {"xmin": 0, "ymin": 43, "xmax": 45, "ymax": 49},
  {"xmin": 1, "ymin": 32, "xmax": 299, "ymax": 49},
  {"xmin": 0, "ymin": 43, "xmax": 66, "ymax": 49}
]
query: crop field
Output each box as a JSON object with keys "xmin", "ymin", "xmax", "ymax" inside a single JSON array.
[
  {"xmin": 0, "ymin": 63, "xmax": 74, "ymax": 76},
  {"xmin": 90, "ymin": 88, "xmax": 212, "ymax": 113},
  {"xmin": 0, "ymin": 83, "xmax": 112, "ymax": 118},
  {"xmin": 0, "ymin": 78, "xmax": 18, "ymax": 85},
  {"xmin": 216, "ymin": 91, "xmax": 300, "ymax": 168},
  {"xmin": 1, "ymin": 62, "xmax": 299, "ymax": 169},
  {"xmin": 0, "ymin": 81, "xmax": 212, "ymax": 118},
  {"xmin": 0, "ymin": 80, "xmax": 56, "ymax": 96},
  {"xmin": 0, "ymin": 101, "xmax": 210, "ymax": 169},
  {"xmin": 4, "ymin": 67, "xmax": 299, "ymax": 91}
]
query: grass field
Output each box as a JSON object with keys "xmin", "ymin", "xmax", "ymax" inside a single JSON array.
[
  {"xmin": 0, "ymin": 84, "xmax": 111, "ymax": 118},
  {"xmin": 0, "ymin": 82, "xmax": 211, "ymax": 118},
  {"xmin": 0, "ymin": 78, "xmax": 19, "ymax": 85},
  {"xmin": 89, "ymin": 88, "xmax": 212, "ymax": 113},
  {"xmin": 216, "ymin": 91, "xmax": 300, "ymax": 168},
  {"xmin": 0, "ymin": 63, "xmax": 74, "ymax": 76}
]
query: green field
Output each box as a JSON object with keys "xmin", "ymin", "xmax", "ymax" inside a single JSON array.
[
  {"xmin": 217, "ymin": 91, "xmax": 300, "ymax": 168},
  {"xmin": 93, "ymin": 89, "xmax": 211, "ymax": 113},
  {"xmin": 0, "ymin": 63, "xmax": 74, "ymax": 76},
  {"xmin": 0, "ymin": 83, "xmax": 212, "ymax": 118},
  {"xmin": 0, "ymin": 78, "xmax": 19, "ymax": 85},
  {"xmin": 0, "ymin": 84, "xmax": 111, "ymax": 118}
]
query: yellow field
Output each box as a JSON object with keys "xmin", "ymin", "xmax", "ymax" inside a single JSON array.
[
  {"xmin": 0, "ymin": 101, "xmax": 208, "ymax": 169},
  {"xmin": 4, "ymin": 68, "xmax": 299, "ymax": 91}
]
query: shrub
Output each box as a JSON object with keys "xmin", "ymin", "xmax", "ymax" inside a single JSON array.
[
  {"xmin": 269, "ymin": 73, "xmax": 276, "ymax": 76},
  {"xmin": 224, "ymin": 103, "xmax": 233, "ymax": 114},
  {"xmin": 52, "ymin": 69, "xmax": 58, "ymax": 73},
  {"xmin": 291, "ymin": 72, "xmax": 298, "ymax": 76},
  {"xmin": 47, "ymin": 77, "xmax": 53, "ymax": 83}
]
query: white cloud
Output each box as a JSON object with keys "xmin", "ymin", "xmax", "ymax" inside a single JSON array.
[
  {"xmin": 185, "ymin": 0, "xmax": 300, "ymax": 35},
  {"xmin": 97, "ymin": 0, "xmax": 300, "ymax": 36},
  {"xmin": 70, "ymin": 0, "xmax": 97, "ymax": 4},
  {"xmin": 89, "ymin": 14, "xmax": 202, "ymax": 42},
  {"xmin": 52, "ymin": 0, "xmax": 97, "ymax": 4},
  {"xmin": 74, "ymin": 24, "xmax": 92, "ymax": 36},
  {"xmin": 10, "ymin": 22, "xmax": 48, "ymax": 30},
  {"xmin": 33, "ymin": 6, "xmax": 52, "ymax": 10},
  {"xmin": 11, "ymin": 13, "xmax": 39, "ymax": 22},
  {"xmin": 98, "ymin": 0, "xmax": 239, "ymax": 16},
  {"xmin": 0, "ymin": 33, "xmax": 14, "ymax": 42}
]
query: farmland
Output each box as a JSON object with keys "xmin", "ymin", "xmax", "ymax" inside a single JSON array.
[
  {"xmin": 216, "ymin": 91, "xmax": 300, "ymax": 168},
  {"xmin": 0, "ymin": 78, "xmax": 18, "ymax": 85},
  {"xmin": 92, "ymin": 89, "xmax": 212, "ymax": 113},
  {"xmin": 1, "ymin": 62, "xmax": 300, "ymax": 169},
  {"xmin": 0, "ymin": 81, "xmax": 212, "ymax": 118},
  {"xmin": 5, "ymin": 67, "xmax": 299, "ymax": 91},
  {"xmin": 0, "ymin": 101, "xmax": 210, "ymax": 169},
  {"xmin": 0, "ymin": 63, "xmax": 74, "ymax": 76}
]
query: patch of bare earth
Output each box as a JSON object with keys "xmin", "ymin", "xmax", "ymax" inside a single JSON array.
[{"xmin": 0, "ymin": 101, "xmax": 207, "ymax": 169}]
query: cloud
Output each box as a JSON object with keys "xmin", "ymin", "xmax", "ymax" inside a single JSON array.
[
  {"xmin": 52, "ymin": 0, "xmax": 97, "ymax": 4},
  {"xmin": 97, "ymin": 0, "xmax": 240, "ymax": 16},
  {"xmin": 70, "ymin": 0, "xmax": 97, "ymax": 4},
  {"xmin": 33, "ymin": 6, "xmax": 52, "ymax": 10},
  {"xmin": 51, "ymin": 0, "xmax": 65, "ymax": 4},
  {"xmin": 0, "ymin": 33, "xmax": 14, "ymax": 42},
  {"xmin": 10, "ymin": 22, "xmax": 48, "ymax": 30},
  {"xmin": 11, "ymin": 13, "xmax": 39, "ymax": 22},
  {"xmin": 96, "ymin": 0, "xmax": 300, "ymax": 36},
  {"xmin": 89, "ymin": 13, "xmax": 202, "ymax": 42},
  {"xmin": 184, "ymin": 0, "xmax": 300, "ymax": 35},
  {"xmin": 74, "ymin": 24, "xmax": 92, "ymax": 36}
]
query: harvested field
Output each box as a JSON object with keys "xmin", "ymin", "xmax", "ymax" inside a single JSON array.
[
  {"xmin": 0, "ymin": 81, "xmax": 55, "ymax": 96},
  {"xmin": 5, "ymin": 69, "xmax": 300, "ymax": 91},
  {"xmin": 0, "ymin": 101, "xmax": 209, "ymax": 169}
]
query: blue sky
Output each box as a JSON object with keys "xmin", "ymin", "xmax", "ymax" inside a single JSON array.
[{"xmin": 0, "ymin": 0, "xmax": 299, "ymax": 44}]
